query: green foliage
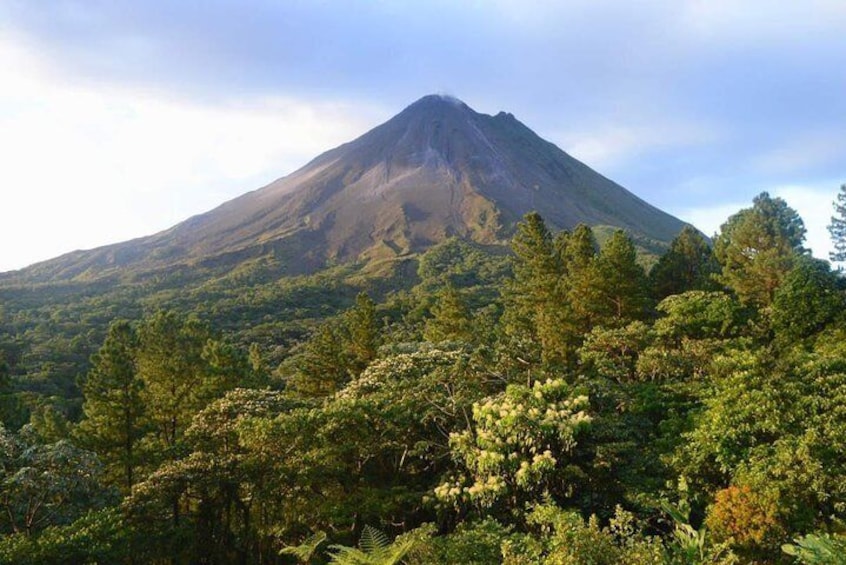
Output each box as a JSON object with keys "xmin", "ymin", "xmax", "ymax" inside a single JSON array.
[
  {"xmin": 404, "ymin": 520, "xmax": 510, "ymax": 565},
  {"xmin": 137, "ymin": 310, "xmax": 234, "ymax": 458},
  {"xmin": 126, "ymin": 388, "xmax": 299, "ymax": 562},
  {"xmin": 634, "ymin": 291, "xmax": 750, "ymax": 383},
  {"xmin": 75, "ymin": 319, "xmax": 145, "ymax": 491},
  {"xmin": 291, "ymin": 321, "xmax": 350, "ymax": 396},
  {"xmin": 650, "ymin": 225, "xmax": 718, "ymax": 299},
  {"xmin": 0, "ymin": 426, "xmax": 109, "ymax": 536},
  {"xmin": 501, "ymin": 212, "xmax": 569, "ymax": 370},
  {"xmin": 579, "ymin": 321, "xmax": 653, "ymax": 383},
  {"xmin": 784, "ymin": 533, "xmax": 846, "ymax": 564},
  {"xmin": 417, "ymin": 237, "xmax": 508, "ymax": 290},
  {"xmin": 5, "ymin": 204, "xmax": 846, "ymax": 563},
  {"xmin": 592, "ymin": 230, "xmax": 652, "ymax": 325},
  {"xmin": 660, "ymin": 483, "xmax": 737, "ymax": 564},
  {"xmin": 714, "ymin": 192, "xmax": 806, "ymax": 306},
  {"xmin": 328, "ymin": 525, "xmax": 418, "ymax": 565},
  {"xmin": 675, "ymin": 337, "xmax": 846, "ymax": 550},
  {"xmin": 771, "ymin": 256, "xmax": 845, "ymax": 342},
  {"xmin": 345, "ymin": 292, "xmax": 382, "ymax": 373},
  {"xmin": 502, "ymin": 503, "xmax": 666, "ymax": 564},
  {"xmin": 829, "ymin": 183, "xmax": 846, "ymax": 262},
  {"xmin": 290, "ymin": 292, "xmax": 382, "ymax": 397},
  {"xmin": 280, "ymin": 530, "xmax": 327, "ymax": 563},
  {"xmin": 652, "ymin": 291, "xmax": 749, "ymax": 342},
  {"xmin": 0, "ymin": 506, "xmax": 132, "ymax": 565},
  {"xmin": 423, "ymin": 285, "xmax": 473, "ymax": 343}
]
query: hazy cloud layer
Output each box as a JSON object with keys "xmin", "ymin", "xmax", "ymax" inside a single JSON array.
[{"xmin": 1, "ymin": 1, "xmax": 843, "ymax": 269}]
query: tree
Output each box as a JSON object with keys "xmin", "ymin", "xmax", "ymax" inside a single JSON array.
[
  {"xmin": 291, "ymin": 322, "xmax": 350, "ymax": 397},
  {"xmin": 784, "ymin": 533, "xmax": 846, "ymax": 564},
  {"xmin": 136, "ymin": 311, "xmax": 227, "ymax": 460},
  {"xmin": 562, "ymin": 224, "xmax": 601, "ymax": 335},
  {"xmin": 0, "ymin": 507, "xmax": 133, "ymax": 565},
  {"xmin": 500, "ymin": 504, "xmax": 668, "ymax": 564},
  {"xmin": 714, "ymin": 192, "xmax": 806, "ymax": 306},
  {"xmin": 650, "ymin": 225, "xmax": 718, "ymax": 299},
  {"xmin": 579, "ymin": 322, "xmax": 653, "ymax": 383},
  {"xmin": 126, "ymin": 388, "xmax": 299, "ymax": 563},
  {"xmin": 76, "ymin": 320, "xmax": 146, "ymax": 491},
  {"xmin": 435, "ymin": 377, "xmax": 591, "ymax": 513},
  {"xmin": 771, "ymin": 256, "xmax": 845, "ymax": 342},
  {"xmin": 292, "ymin": 292, "xmax": 382, "ymax": 397},
  {"xmin": 0, "ymin": 427, "xmax": 107, "ymax": 536},
  {"xmin": 591, "ymin": 230, "xmax": 651, "ymax": 326},
  {"xmin": 501, "ymin": 213, "xmax": 577, "ymax": 370},
  {"xmin": 344, "ymin": 292, "xmax": 381, "ymax": 375},
  {"xmin": 559, "ymin": 223, "xmax": 598, "ymax": 274},
  {"xmin": 828, "ymin": 183, "xmax": 846, "ymax": 262},
  {"xmin": 423, "ymin": 285, "xmax": 473, "ymax": 343}
]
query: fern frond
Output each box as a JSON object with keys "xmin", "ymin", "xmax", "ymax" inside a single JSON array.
[
  {"xmin": 328, "ymin": 543, "xmax": 373, "ymax": 565},
  {"xmin": 327, "ymin": 525, "xmax": 417, "ymax": 565},
  {"xmin": 359, "ymin": 525, "xmax": 390, "ymax": 555},
  {"xmin": 280, "ymin": 531, "xmax": 327, "ymax": 563}
]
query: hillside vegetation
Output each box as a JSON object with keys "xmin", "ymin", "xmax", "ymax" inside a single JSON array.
[{"xmin": 1, "ymin": 192, "xmax": 844, "ymax": 564}]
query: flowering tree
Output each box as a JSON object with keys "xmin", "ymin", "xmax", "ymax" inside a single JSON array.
[{"xmin": 435, "ymin": 377, "xmax": 591, "ymax": 513}]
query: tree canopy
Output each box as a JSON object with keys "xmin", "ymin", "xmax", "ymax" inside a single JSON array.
[{"xmin": 2, "ymin": 194, "xmax": 846, "ymax": 563}]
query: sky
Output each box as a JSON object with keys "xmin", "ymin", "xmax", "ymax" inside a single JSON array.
[{"xmin": 1, "ymin": 1, "xmax": 844, "ymax": 272}]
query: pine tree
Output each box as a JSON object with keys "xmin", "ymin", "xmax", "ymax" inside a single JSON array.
[
  {"xmin": 136, "ymin": 311, "xmax": 217, "ymax": 459},
  {"xmin": 499, "ymin": 213, "xmax": 588, "ymax": 370},
  {"xmin": 501, "ymin": 212, "xmax": 563, "ymax": 368},
  {"xmin": 344, "ymin": 292, "xmax": 381, "ymax": 375},
  {"xmin": 76, "ymin": 319, "xmax": 145, "ymax": 491},
  {"xmin": 562, "ymin": 224, "xmax": 601, "ymax": 333},
  {"xmin": 714, "ymin": 192, "xmax": 806, "ymax": 306},
  {"xmin": 424, "ymin": 285, "xmax": 473, "ymax": 343},
  {"xmin": 561, "ymin": 223, "xmax": 597, "ymax": 274},
  {"xmin": 292, "ymin": 322, "xmax": 349, "ymax": 397},
  {"xmin": 829, "ymin": 183, "xmax": 846, "ymax": 262},
  {"xmin": 592, "ymin": 230, "xmax": 650, "ymax": 326},
  {"xmin": 650, "ymin": 225, "xmax": 718, "ymax": 299}
]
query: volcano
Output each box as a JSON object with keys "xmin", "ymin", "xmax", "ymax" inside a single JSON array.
[{"xmin": 7, "ymin": 94, "xmax": 688, "ymax": 282}]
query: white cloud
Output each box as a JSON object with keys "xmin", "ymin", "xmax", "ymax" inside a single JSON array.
[
  {"xmin": 556, "ymin": 119, "xmax": 722, "ymax": 171},
  {"xmin": 680, "ymin": 0, "xmax": 846, "ymax": 42},
  {"xmin": 0, "ymin": 33, "xmax": 382, "ymax": 272},
  {"xmin": 750, "ymin": 131, "xmax": 845, "ymax": 176},
  {"xmin": 673, "ymin": 202, "xmax": 743, "ymax": 238}
]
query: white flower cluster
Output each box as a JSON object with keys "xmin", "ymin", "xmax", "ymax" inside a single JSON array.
[
  {"xmin": 434, "ymin": 473, "xmax": 506, "ymax": 507},
  {"xmin": 436, "ymin": 378, "xmax": 592, "ymax": 508}
]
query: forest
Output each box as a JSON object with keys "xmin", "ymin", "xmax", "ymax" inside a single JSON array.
[{"xmin": 1, "ymin": 189, "xmax": 846, "ymax": 564}]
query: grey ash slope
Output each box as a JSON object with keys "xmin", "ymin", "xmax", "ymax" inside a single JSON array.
[{"xmin": 6, "ymin": 95, "xmax": 688, "ymax": 282}]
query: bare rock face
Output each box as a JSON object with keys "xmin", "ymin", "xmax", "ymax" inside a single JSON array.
[{"xmin": 6, "ymin": 95, "xmax": 688, "ymax": 282}]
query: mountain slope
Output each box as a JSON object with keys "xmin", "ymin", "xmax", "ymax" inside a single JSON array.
[{"xmin": 5, "ymin": 95, "xmax": 688, "ymax": 283}]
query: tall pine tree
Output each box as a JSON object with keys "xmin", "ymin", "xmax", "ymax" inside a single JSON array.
[
  {"xmin": 344, "ymin": 292, "xmax": 381, "ymax": 375},
  {"xmin": 562, "ymin": 224, "xmax": 600, "ymax": 334},
  {"xmin": 501, "ymin": 212, "xmax": 561, "ymax": 369},
  {"xmin": 76, "ymin": 319, "xmax": 145, "ymax": 491},
  {"xmin": 592, "ymin": 230, "xmax": 650, "ymax": 326}
]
